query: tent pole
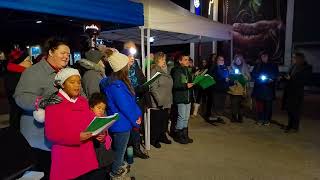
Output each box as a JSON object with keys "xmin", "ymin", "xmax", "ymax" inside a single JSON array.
[
  {"xmin": 146, "ymin": 28, "xmax": 151, "ymax": 151},
  {"xmin": 140, "ymin": 26, "xmax": 149, "ymax": 151},
  {"xmin": 140, "ymin": 26, "xmax": 145, "ymax": 75}
]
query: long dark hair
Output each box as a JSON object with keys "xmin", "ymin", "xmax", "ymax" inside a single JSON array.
[{"xmin": 111, "ymin": 65, "xmax": 135, "ymax": 95}]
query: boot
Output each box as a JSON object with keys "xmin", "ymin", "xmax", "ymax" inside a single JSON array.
[
  {"xmin": 151, "ymin": 140, "xmax": 161, "ymax": 148},
  {"xmin": 231, "ymin": 114, "xmax": 237, "ymax": 122},
  {"xmin": 192, "ymin": 103, "xmax": 200, "ymax": 116},
  {"xmin": 173, "ymin": 130, "xmax": 188, "ymax": 144},
  {"xmin": 183, "ymin": 128, "xmax": 193, "ymax": 143},
  {"xmin": 159, "ymin": 133, "xmax": 172, "ymax": 144},
  {"xmin": 169, "ymin": 129, "xmax": 176, "ymax": 139},
  {"xmin": 133, "ymin": 143, "xmax": 149, "ymax": 159}
]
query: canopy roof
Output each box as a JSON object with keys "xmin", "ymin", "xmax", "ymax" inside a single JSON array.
[
  {"xmin": 0, "ymin": 0, "xmax": 144, "ymax": 26},
  {"xmin": 100, "ymin": 0, "xmax": 232, "ymax": 46}
]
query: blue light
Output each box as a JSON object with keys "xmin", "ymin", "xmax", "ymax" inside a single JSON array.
[
  {"xmin": 260, "ymin": 75, "xmax": 267, "ymax": 81},
  {"xmin": 234, "ymin": 68, "xmax": 240, "ymax": 74}
]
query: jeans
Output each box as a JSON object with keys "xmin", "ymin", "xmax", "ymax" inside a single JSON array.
[
  {"xmin": 110, "ymin": 131, "xmax": 130, "ymax": 174},
  {"xmin": 176, "ymin": 103, "xmax": 191, "ymax": 130}
]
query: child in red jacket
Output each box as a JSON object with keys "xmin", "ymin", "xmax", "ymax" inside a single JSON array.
[{"xmin": 45, "ymin": 68, "xmax": 104, "ymax": 180}]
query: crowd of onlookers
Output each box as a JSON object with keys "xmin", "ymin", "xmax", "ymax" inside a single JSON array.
[{"xmin": 0, "ymin": 36, "xmax": 312, "ymax": 180}]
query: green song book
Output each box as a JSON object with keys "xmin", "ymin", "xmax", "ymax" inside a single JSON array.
[
  {"xmin": 229, "ymin": 74, "xmax": 247, "ymax": 87},
  {"xmin": 193, "ymin": 74, "xmax": 216, "ymax": 89},
  {"xmin": 86, "ymin": 113, "xmax": 119, "ymax": 135},
  {"xmin": 142, "ymin": 72, "xmax": 162, "ymax": 87}
]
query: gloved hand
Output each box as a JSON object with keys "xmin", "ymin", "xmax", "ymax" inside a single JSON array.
[{"xmin": 38, "ymin": 93, "xmax": 63, "ymax": 109}]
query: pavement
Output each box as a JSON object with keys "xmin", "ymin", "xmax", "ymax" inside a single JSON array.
[
  {"xmin": 129, "ymin": 94, "xmax": 320, "ymax": 180},
  {"xmin": 0, "ymin": 84, "xmax": 319, "ymax": 179}
]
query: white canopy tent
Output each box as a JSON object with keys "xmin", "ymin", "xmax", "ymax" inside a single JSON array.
[
  {"xmin": 100, "ymin": 0, "xmax": 232, "ymax": 150},
  {"xmin": 100, "ymin": 0, "xmax": 232, "ymax": 45}
]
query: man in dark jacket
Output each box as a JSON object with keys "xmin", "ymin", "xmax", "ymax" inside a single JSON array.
[
  {"xmin": 171, "ymin": 55, "xmax": 194, "ymax": 144},
  {"xmin": 282, "ymin": 52, "xmax": 312, "ymax": 133}
]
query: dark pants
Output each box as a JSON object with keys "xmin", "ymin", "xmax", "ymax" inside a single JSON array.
[
  {"xmin": 255, "ymin": 99, "xmax": 273, "ymax": 123},
  {"xmin": 205, "ymin": 88, "xmax": 214, "ymax": 117},
  {"xmin": 169, "ymin": 105, "xmax": 178, "ymax": 134},
  {"xmin": 75, "ymin": 168, "xmax": 109, "ymax": 180},
  {"xmin": 195, "ymin": 87, "xmax": 206, "ymax": 104},
  {"xmin": 150, "ymin": 108, "xmax": 169, "ymax": 143},
  {"xmin": 8, "ymin": 96, "xmax": 22, "ymax": 131},
  {"xmin": 230, "ymin": 95, "xmax": 242, "ymax": 116},
  {"xmin": 287, "ymin": 110, "xmax": 301, "ymax": 130},
  {"xmin": 130, "ymin": 128, "xmax": 141, "ymax": 147},
  {"xmin": 214, "ymin": 92, "xmax": 227, "ymax": 113},
  {"xmin": 110, "ymin": 131, "xmax": 130, "ymax": 174},
  {"xmin": 31, "ymin": 148, "xmax": 51, "ymax": 180}
]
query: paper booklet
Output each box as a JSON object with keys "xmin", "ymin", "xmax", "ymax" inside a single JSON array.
[
  {"xmin": 142, "ymin": 72, "xmax": 162, "ymax": 87},
  {"xmin": 193, "ymin": 74, "xmax": 216, "ymax": 89},
  {"xmin": 86, "ymin": 113, "xmax": 119, "ymax": 136}
]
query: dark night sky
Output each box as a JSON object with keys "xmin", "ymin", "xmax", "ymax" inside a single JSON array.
[
  {"xmin": 171, "ymin": 0, "xmax": 320, "ymax": 43},
  {"xmin": 0, "ymin": 0, "xmax": 318, "ymax": 53},
  {"xmin": 293, "ymin": 0, "xmax": 320, "ymax": 43}
]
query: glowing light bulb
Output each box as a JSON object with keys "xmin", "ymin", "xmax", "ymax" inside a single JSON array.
[
  {"xmin": 260, "ymin": 75, "xmax": 267, "ymax": 81},
  {"xmin": 234, "ymin": 68, "xmax": 240, "ymax": 74},
  {"xmin": 129, "ymin": 47, "xmax": 137, "ymax": 55},
  {"xmin": 149, "ymin": 37, "xmax": 155, "ymax": 42}
]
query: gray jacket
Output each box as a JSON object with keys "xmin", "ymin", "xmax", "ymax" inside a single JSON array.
[
  {"xmin": 14, "ymin": 60, "xmax": 58, "ymax": 151},
  {"xmin": 150, "ymin": 65, "xmax": 173, "ymax": 109},
  {"xmin": 78, "ymin": 59, "xmax": 105, "ymax": 97}
]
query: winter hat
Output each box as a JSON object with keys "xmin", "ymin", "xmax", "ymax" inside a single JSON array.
[
  {"xmin": 54, "ymin": 68, "xmax": 81, "ymax": 87},
  {"xmin": 85, "ymin": 49, "xmax": 104, "ymax": 64},
  {"xmin": 108, "ymin": 51, "xmax": 129, "ymax": 72},
  {"xmin": 8, "ymin": 49, "xmax": 29, "ymax": 64}
]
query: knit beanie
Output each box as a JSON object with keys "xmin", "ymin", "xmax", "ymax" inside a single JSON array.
[
  {"xmin": 85, "ymin": 49, "xmax": 104, "ymax": 64},
  {"xmin": 54, "ymin": 68, "xmax": 81, "ymax": 87},
  {"xmin": 9, "ymin": 49, "xmax": 29, "ymax": 64},
  {"xmin": 108, "ymin": 51, "xmax": 129, "ymax": 72}
]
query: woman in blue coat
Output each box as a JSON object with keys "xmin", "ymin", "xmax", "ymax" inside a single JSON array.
[{"xmin": 251, "ymin": 51, "xmax": 279, "ymax": 125}]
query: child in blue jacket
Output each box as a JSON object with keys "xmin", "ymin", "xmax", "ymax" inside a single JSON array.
[{"xmin": 100, "ymin": 49, "xmax": 141, "ymax": 180}]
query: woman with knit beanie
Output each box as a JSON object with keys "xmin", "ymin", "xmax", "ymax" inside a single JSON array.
[{"xmin": 100, "ymin": 49, "xmax": 139, "ymax": 180}]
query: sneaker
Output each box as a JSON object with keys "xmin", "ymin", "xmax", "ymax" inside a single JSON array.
[
  {"xmin": 256, "ymin": 122, "xmax": 263, "ymax": 126},
  {"xmin": 263, "ymin": 122, "xmax": 270, "ymax": 126},
  {"xmin": 120, "ymin": 162, "xmax": 130, "ymax": 174},
  {"xmin": 110, "ymin": 171, "xmax": 133, "ymax": 180}
]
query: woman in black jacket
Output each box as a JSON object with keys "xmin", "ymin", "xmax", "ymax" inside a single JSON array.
[
  {"xmin": 251, "ymin": 51, "xmax": 279, "ymax": 126},
  {"xmin": 123, "ymin": 48, "xmax": 150, "ymax": 159},
  {"xmin": 282, "ymin": 52, "xmax": 312, "ymax": 133},
  {"xmin": 4, "ymin": 49, "xmax": 32, "ymax": 130}
]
